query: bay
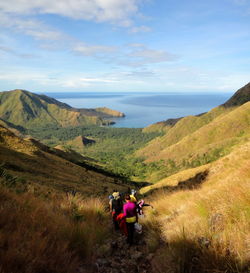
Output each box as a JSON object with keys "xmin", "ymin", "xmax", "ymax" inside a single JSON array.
[{"xmin": 45, "ymin": 92, "xmax": 233, "ymax": 128}]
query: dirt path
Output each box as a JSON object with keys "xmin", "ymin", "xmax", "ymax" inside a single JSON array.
[
  {"xmin": 95, "ymin": 231, "xmax": 153, "ymax": 273},
  {"xmin": 76, "ymin": 229, "xmax": 153, "ymax": 273}
]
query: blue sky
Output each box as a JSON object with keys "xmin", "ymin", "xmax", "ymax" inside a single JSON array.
[{"xmin": 0, "ymin": 0, "xmax": 249, "ymax": 93}]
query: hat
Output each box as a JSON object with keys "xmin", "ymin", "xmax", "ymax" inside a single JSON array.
[{"xmin": 112, "ymin": 192, "xmax": 120, "ymax": 200}]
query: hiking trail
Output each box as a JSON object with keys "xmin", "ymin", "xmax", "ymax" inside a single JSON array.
[{"xmin": 78, "ymin": 231, "xmax": 153, "ymax": 273}]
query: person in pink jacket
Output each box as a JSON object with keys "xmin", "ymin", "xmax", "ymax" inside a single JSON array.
[{"xmin": 123, "ymin": 194, "xmax": 137, "ymax": 245}]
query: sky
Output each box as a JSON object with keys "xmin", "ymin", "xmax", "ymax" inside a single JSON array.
[{"xmin": 0, "ymin": 0, "xmax": 250, "ymax": 93}]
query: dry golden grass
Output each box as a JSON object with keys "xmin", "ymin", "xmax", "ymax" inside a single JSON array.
[
  {"xmin": 145, "ymin": 102, "xmax": 250, "ymax": 163},
  {"xmin": 0, "ymin": 187, "xmax": 111, "ymax": 273},
  {"xmin": 141, "ymin": 141, "xmax": 250, "ymax": 272},
  {"xmin": 138, "ymin": 105, "xmax": 232, "ymax": 159},
  {"xmin": 137, "ymin": 103, "xmax": 250, "ymax": 180}
]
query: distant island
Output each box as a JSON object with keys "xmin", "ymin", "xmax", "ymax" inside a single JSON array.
[{"xmin": 0, "ymin": 89, "xmax": 125, "ymax": 129}]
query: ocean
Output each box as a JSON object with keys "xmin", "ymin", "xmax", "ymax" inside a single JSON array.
[{"xmin": 45, "ymin": 92, "xmax": 233, "ymax": 128}]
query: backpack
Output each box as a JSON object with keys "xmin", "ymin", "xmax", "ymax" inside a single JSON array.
[
  {"xmin": 112, "ymin": 198, "xmax": 123, "ymax": 215},
  {"xmin": 137, "ymin": 200, "xmax": 145, "ymax": 215}
]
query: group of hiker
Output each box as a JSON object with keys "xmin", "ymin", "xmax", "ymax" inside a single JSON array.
[{"xmin": 109, "ymin": 189, "xmax": 152, "ymax": 246}]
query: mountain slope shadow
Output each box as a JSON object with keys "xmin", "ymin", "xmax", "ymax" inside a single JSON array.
[
  {"xmin": 152, "ymin": 238, "xmax": 250, "ymax": 273},
  {"xmin": 145, "ymin": 170, "xmax": 209, "ymax": 196}
]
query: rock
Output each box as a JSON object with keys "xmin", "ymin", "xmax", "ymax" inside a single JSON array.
[
  {"xmin": 96, "ymin": 258, "xmax": 110, "ymax": 267},
  {"xmin": 146, "ymin": 253, "xmax": 154, "ymax": 261},
  {"xmin": 130, "ymin": 251, "xmax": 143, "ymax": 261}
]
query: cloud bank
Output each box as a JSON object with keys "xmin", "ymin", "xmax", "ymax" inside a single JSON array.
[{"xmin": 0, "ymin": 0, "xmax": 141, "ymax": 26}]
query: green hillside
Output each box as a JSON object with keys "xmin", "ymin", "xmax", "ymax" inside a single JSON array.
[
  {"xmin": 25, "ymin": 125, "xmax": 162, "ymax": 180},
  {"xmin": 0, "ymin": 125, "xmax": 128, "ymax": 196},
  {"xmin": 136, "ymin": 83, "xmax": 250, "ymax": 181},
  {"xmin": 222, "ymin": 82, "xmax": 250, "ymax": 107},
  {"xmin": 0, "ymin": 89, "xmax": 124, "ymax": 128},
  {"xmin": 139, "ymin": 106, "xmax": 231, "ymax": 159},
  {"xmin": 143, "ymin": 82, "xmax": 250, "ymax": 134},
  {"xmin": 140, "ymin": 102, "xmax": 250, "ymax": 181}
]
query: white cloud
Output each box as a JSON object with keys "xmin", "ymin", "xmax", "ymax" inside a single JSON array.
[
  {"xmin": 0, "ymin": 67, "xmax": 119, "ymax": 89},
  {"xmin": 124, "ymin": 69, "xmax": 156, "ymax": 78},
  {"xmin": 129, "ymin": 25, "xmax": 151, "ymax": 33},
  {"xmin": 72, "ymin": 43, "xmax": 177, "ymax": 67},
  {"xmin": 0, "ymin": 45, "xmax": 36, "ymax": 58},
  {"xmin": 129, "ymin": 48, "xmax": 176, "ymax": 63},
  {"xmin": 0, "ymin": 70, "xmax": 52, "ymax": 86},
  {"xmin": 63, "ymin": 77, "xmax": 118, "ymax": 88},
  {"xmin": 216, "ymin": 74, "xmax": 250, "ymax": 90},
  {"xmin": 0, "ymin": 12, "xmax": 170, "ymax": 68},
  {"xmin": 128, "ymin": 43, "xmax": 146, "ymax": 48},
  {"xmin": 0, "ymin": 0, "xmax": 141, "ymax": 26},
  {"xmin": 73, "ymin": 44, "xmax": 117, "ymax": 57},
  {"xmin": 118, "ymin": 44, "xmax": 178, "ymax": 67},
  {"xmin": 0, "ymin": 13, "xmax": 65, "ymax": 41}
]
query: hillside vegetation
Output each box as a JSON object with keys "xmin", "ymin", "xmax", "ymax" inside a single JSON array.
[
  {"xmin": 137, "ymin": 83, "xmax": 250, "ymax": 182},
  {"xmin": 26, "ymin": 125, "xmax": 162, "ymax": 180},
  {"xmin": 0, "ymin": 186, "xmax": 111, "ymax": 273},
  {"xmin": 0, "ymin": 83, "xmax": 249, "ymax": 273},
  {"xmin": 0, "ymin": 125, "xmax": 128, "ymax": 196},
  {"xmin": 0, "ymin": 89, "xmax": 124, "ymax": 128},
  {"xmin": 140, "ymin": 140, "xmax": 250, "ymax": 272},
  {"xmin": 0, "ymin": 124, "xmax": 133, "ymax": 273}
]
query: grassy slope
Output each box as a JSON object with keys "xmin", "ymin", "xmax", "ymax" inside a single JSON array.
[
  {"xmin": 1, "ymin": 84, "xmax": 249, "ymax": 273},
  {"xmin": 0, "ymin": 186, "xmax": 111, "ymax": 273},
  {"xmin": 0, "ymin": 125, "xmax": 127, "ymax": 196},
  {"xmin": 0, "ymin": 125, "xmax": 127, "ymax": 273},
  {"xmin": 136, "ymin": 102, "xmax": 250, "ymax": 182},
  {"xmin": 223, "ymin": 82, "xmax": 250, "ymax": 107},
  {"xmin": 146, "ymin": 102, "xmax": 250, "ymax": 162},
  {"xmin": 138, "ymin": 106, "xmax": 232, "ymax": 159},
  {"xmin": 139, "ymin": 82, "xmax": 250, "ymax": 161},
  {"xmin": 140, "ymin": 140, "xmax": 250, "ymax": 272}
]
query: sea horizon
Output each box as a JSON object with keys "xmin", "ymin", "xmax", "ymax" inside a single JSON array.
[{"xmin": 44, "ymin": 91, "xmax": 234, "ymax": 128}]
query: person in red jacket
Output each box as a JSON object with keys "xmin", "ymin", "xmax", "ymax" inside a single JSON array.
[
  {"xmin": 116, "ymin": 213, "xmax": 128, "ymax": 236},
  {"xmin": 123, "ymin": 194, "xmax": 137, "ymax": 245}
]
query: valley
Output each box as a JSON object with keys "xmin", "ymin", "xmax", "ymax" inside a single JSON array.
[{"xmin": 0, "ymin": 83, "xmax": 249, "ymax": 273}]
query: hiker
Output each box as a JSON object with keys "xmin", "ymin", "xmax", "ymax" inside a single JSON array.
[
  {"xmin": 108, "ymin": 194, "xmax": 114, "ymax": 212},
  {"xmin": 116, "ymin": 212, "xmax": 128, "ymax": 236},
  {"xmin": 130, "ymin": 189, "xmax": 137, "ymax": 203},
  {"xmin": 123, "ymin": 194, "xmax": 137, "ymax": 245},
  {"xmin": 110, "ymin": 190, "xmax": 123, "ymax": 230},
  {"xmin": 137, "ymin": 199, "xmax": 153, "ymax": 218}
]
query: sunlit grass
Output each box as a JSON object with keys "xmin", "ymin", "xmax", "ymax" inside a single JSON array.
[
  {"xmin": 141, "ymin": 141, "xmax": 250, "ymax": 272},
  {"xmin": 0, "ymin": 187, "xmax": 111, "ymax": 273}
]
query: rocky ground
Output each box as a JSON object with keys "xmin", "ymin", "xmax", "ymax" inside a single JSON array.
[
  {"xmin": 78, "ymin": 230, "xmax": 153, "ymax": 273},
  {"xmin": 95, "ymin": 232, "xmax": 153, "ymax": 273}
]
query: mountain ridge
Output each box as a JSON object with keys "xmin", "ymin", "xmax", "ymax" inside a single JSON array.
[
  {"xmin": 143, "ymin": 82, "xmax": 250, "ymax": 133},
  {"xmin": 136, "ymin": 83, "xmax": 250, "ymax": 181},
  {"xmin": 0, "ymin": 89, "xmax": 125, "ymax": 129}
]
